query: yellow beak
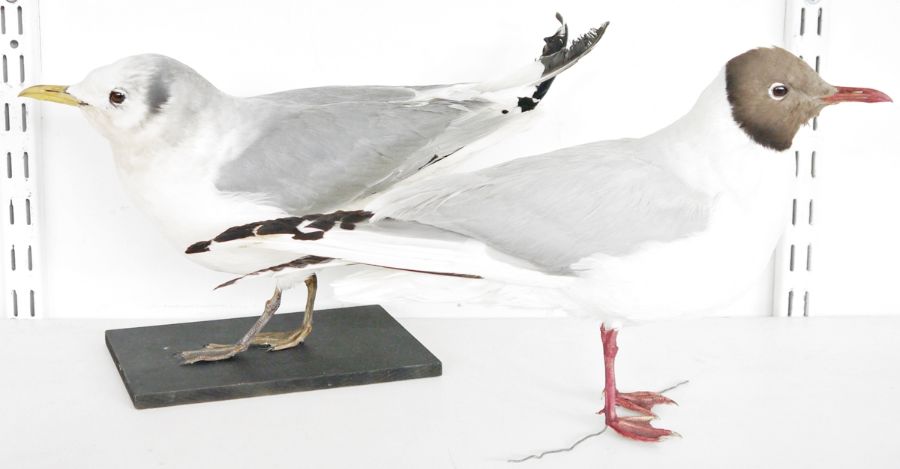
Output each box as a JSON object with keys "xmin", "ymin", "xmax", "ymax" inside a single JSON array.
[{"xmin": 18, "ymin": 84, "xmax": 84, "ymax": 106}]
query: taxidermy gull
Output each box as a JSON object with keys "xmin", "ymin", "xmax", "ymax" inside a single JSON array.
[
  {"xmin": 190, "ymin": 47, "xmax": 891, "ymax": 440},
  {"xmin": 18, "ymin": 15, "xmax": 607, "ymax": 354}
]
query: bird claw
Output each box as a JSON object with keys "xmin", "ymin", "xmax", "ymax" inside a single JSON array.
[
  {"xmin": 607, "ymin": 415, "xmax": 678, "ymax": 442},
  {"xmin": 250, "ymin": 327, "xmax": 311, "ymax": 351},
  {"xmin": 179, "ymin": 343, "xmax": 247, "ymax": 365},
  {"xmin": 616, "ymin": 390, "xmax": 677, "ymax": 416},
  {"xmin": 598, "ymin": 389, "xmax": 677, "ymax": 417}
]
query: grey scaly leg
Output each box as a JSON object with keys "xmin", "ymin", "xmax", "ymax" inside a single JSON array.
[
  {"xmin": 250, "ymin": 274, "xmax": 317, "ymax": 350},
  {"xmin": 179, "ymin": 287, "xmax": 283, "ymax": 364}
]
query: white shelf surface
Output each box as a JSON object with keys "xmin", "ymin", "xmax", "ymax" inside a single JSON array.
[{"xmin": 2, "ymin": 315, "xmax": 899, "ymax": 468}]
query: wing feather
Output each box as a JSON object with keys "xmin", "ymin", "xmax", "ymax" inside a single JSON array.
[
  {"xmin": 193, "ymin": 140, "xmax": 712, "ymax": 284},
  {"xmin": 212, "ymin": 18, "xmax": 608, "ymax": 214},
  {"xmin": 369, "ymin": 141, "xmax": 713, "ymax": 271}
]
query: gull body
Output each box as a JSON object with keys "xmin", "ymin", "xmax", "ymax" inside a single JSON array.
[
  {"xmin": 191, "ymin": 47, "xmax": 890, "ymax": 440},
  {"xmin": 21, "ymin": 17, "xmax": 607, "ymax": 273},
  {"xmin": 571, "ymin": 72, "xmax": 795, "ymax": 318}
]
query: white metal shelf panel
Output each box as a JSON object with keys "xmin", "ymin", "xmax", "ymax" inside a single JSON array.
[
  {"xmin": 773, "ymin": 0, "xmax": 829, "ymax": 317},
  {"xmin": 803, "ymin": 0, "xmax": 900, "ymax": 316},
  {"xmin": 0, "ymin": 0, "xmax": 43, "ymax": 318},
  {"xmin": 775, "ymin": 0, "xmax": 900, "ymax": 316}
]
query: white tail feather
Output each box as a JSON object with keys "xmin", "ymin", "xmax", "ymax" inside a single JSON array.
[{"xmin": 331, "ymin": 268, "xmax": 577, "ymax": 314}]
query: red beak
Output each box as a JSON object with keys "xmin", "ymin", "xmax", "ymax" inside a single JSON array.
[{"xmin": 822, "ymin": 86, "xmax": 893, "ymax": 104}]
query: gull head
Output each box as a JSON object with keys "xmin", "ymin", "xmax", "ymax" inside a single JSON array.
[
  {"xmin": 725, "ymin": 47, "xmax": 891, "ymax": 152},
  {"xmin": 19, "ymin": 54, "xmax": 220, "ymax": 147}
]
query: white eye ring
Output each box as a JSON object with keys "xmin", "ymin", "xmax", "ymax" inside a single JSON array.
[{"xmin": 768, "ymin": 82, "xmax": 789, "ymax": 100}]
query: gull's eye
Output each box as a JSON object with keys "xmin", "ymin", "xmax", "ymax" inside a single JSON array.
[
  {"xmin": 768, "ymin": 83, "xmax": 789, "ymax": 100},
  {"xmin": 109, "ymin": 90, "xmax": 127, "ymax": 105}
]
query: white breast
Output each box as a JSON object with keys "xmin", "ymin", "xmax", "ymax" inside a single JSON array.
[
  {"xmin": 567, "ymin": 71, "xmax": 797, "ymax": 320},
  {"xmin": 573, "ymin": 160, "xmax": 793, "ymax": 320},
  {"xmin": 109, "ymin": 125, "xmax": 292, "ymax": 274},
  {"xmin": 575, "ymin": 160, "xmax": 794, "ymax": 318}
]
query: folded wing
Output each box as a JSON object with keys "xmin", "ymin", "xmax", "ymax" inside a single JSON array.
[
  {"xmin": 190, "ymin": 140, "xmax": 712, "ymax": 287},
  {"xmin": 213, "ymin": 16, "xmax": 608, "ymax": 214}
]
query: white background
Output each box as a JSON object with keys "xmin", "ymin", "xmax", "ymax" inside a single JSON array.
[{"xmin": 23, "ymin": 0, "xmax": 900, "ymax": 319}]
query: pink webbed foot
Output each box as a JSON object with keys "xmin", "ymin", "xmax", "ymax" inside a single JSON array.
[
  {"xmin": 599, "ymin": 390, "xmax": 677, "ymax": 417},
  {"xmin": 598, "ymin": 390, "xmax": 678, "ymax": 441},
  {"xmin": 607, "ymin": 415, "xmax": 677, "ymax": 442},
  {"xmin": 599, "ymin": 324, "xmax": 680, "ymax": 442}
]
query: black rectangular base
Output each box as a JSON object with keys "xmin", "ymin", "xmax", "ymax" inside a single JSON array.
[{"xmin": 105, "ymin": 305, "xmax": 441, "ymax": 409}]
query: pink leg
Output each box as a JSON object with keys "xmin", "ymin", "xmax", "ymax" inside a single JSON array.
[{"xmin": 600, "ymin": 324, "xmax": 677, "ymax": 442}]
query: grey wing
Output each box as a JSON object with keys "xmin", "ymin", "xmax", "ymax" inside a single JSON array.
[
  {"xmin": 255, "ymin": 85, "xmax": 438, "ymax": 106},
  {"xmin": 214, "ymin": 19, "xmax": 609, "ymax": 214},
  {"xmin": 373, "ymin": 142, "xmax": 713, "ymax": 272},
  {"xmin": 215, "ymin": 92, "xmax": 497, "ymax": 214}
]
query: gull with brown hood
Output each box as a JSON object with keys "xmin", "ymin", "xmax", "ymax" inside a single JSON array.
[{"xmin": 191, "ymin": 46, "xmax": 891, "ymax": 441}]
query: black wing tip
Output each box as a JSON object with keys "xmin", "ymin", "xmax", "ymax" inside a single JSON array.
[
  {"xmin": 519, "ymin": 16, "xmax": 608, "ymax": 112},
  {"xmin": 571, "ymin": 22, "xmax": 610, "ymax": 57},
  {"xmin": 207, "ymin": 210, "xmax": 375, "ymax": 245},
  {"xmin": 185, "ymin": 240, "xmax": 211, "ymax": 254},
  {"xmin": 542, "ymin": 13, "xmax": 569, "ymax": 57},
  {"xmin": 539, "ymin": 19, "xmax": 610, "ymax": 76}
]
